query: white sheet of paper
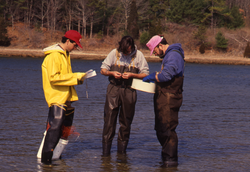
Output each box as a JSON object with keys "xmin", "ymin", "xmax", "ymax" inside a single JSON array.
[{"xmin": 85, "ymin": 69, "xmax": 97, "ymax": 78}]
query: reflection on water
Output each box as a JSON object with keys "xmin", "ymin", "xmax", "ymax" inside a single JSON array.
[{"xmin": 1, "ymin": 57, "xmax": 250, "ymax": 171}]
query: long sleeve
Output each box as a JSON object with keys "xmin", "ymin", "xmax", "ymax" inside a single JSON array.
[
  {"xmin": 43, "ymin": 52, "xmax": 86, "ymax": 86},
  {"xmin": 157, "ymin": 50, "xmax": 184, "ymax": 82}
]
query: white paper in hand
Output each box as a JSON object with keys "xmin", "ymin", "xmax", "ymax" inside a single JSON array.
[{"xmin": 85, "ymin": 69, "xmax": 97, "ymax": 78}]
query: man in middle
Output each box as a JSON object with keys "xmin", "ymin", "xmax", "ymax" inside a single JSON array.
[{"xmin": 100, "ymin": 36, "xmax": 149, "ymax": 156}]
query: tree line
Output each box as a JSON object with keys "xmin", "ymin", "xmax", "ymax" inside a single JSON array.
[{"xmin": 0, "ymin": 0, "xmax": 249, "ymax": 46}]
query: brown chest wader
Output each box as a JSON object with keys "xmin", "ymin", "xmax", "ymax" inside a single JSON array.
[
  {"xmin": 154, "ymin": 50, "xmax": 184, "ymax": 163},
  {"xmin": 41, "ymin": 105, "xmax": 75, "ymax": 164},
  {"xmin": 102, "ymin": 51, "xmax": 139, "ymax": 156}
]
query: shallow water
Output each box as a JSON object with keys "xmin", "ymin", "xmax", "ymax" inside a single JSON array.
[{"xmin": 1, "ymin": 57, "xmax": 250, "ymax": 171}]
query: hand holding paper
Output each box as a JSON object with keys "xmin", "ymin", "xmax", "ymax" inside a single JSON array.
[
  {"xmin": 77, "ymin": 69, "xmax": 96, "ymax": 85},
  {"xmin": 85, "ymin": 69, "xmax": 97, "ymax": 79}
]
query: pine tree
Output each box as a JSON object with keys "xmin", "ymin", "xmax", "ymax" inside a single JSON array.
[
  {"xmin": 149, "ymin": 0, "xmax": 169, "ymax": 19},
  {"xmin": 168, "ymin": 0, "xmax": 205, "ymax": 24},
  {"xmin": 215, "ymin": 31, "xmax": 228, "ymax": 50},
  {"xmin": 147, "ymin": 0, "xmax": 169, "ymax": 34},
  {"xmin": 184, "ymin": 0, "xmax": 206, "ymax": 24},
  {"xmin": 167, "ymin": 0, "xmax": 185, "ymax": 23},
  {"xmin": 228, "ymin": 6, "xmax": 244, "ymax": 29},
  {"xmin": 149, "ymin": 20, "xmax": 162, "ymax": 37},
  {"xmin": 201, "ymin": 0, "xmax": 243, "ymax": 30},
  {"xmin": 194, "ymin": 25, "xmax": 207, "ymax": 44},
  {"xmin": 139, "ymin": 31, "xmax": 150, "ymax": 48}
]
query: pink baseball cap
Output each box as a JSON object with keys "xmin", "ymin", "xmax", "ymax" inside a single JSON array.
[
  {"xmin": 64, "ymin": 30, "xmax": 83, "ymax": 48},
  {"xmin": 146, "ymin": 35, "xmax": 163, "ymax": 55}
]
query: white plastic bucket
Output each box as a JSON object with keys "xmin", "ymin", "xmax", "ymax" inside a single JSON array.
[{"xmin": 131, "ymin": 78, "xmax": 156, "ymax": 93}]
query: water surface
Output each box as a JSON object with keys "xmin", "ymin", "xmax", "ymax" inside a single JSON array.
[{"xmin": 0, "ymin": 57, "xmax": 250, "ymax": 171}]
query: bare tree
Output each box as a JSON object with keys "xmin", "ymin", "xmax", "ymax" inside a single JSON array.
[
  {"xmin": 5, "ymin": 0, "xmax": 26, "ymax": 29},
  {"xmin": 120, "ymin": 0, "xmax": 132, "ymax": 31},
  {"xmin": 32, "ymin": 0, "xmax": 50, "ymax": 30},
  {"xmin": 120, "ymin": 0, "xmax": 149, "ymax": 33},
  {"xmin": 63, "ymin": 0, "xmax": 77, "ymax": 30},
  {"xmin": 75, "ymin": 0, "xmax": 87, "ymax": 37},
  {"xmin": 40, "ymin": 0, "xmax": 47, "ymax": 29},
  {"xmin": 49, "ymin": 0, "xmax": 63, "ymax": 31},
  {"xmin": 24, "ymin": 0, "xmax": 34, "ymax": 26}
]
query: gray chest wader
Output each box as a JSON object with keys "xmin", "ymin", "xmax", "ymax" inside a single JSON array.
[
  {"xmin": 154, "ymin": 75, "xmax": 184, "ymax": 163},
  {"xmin": 102, "ymin": 51, "xmax": 139, "ymax": 156},
  {"xmin": 41, "ymin": 105, "xmax": 75, "ymax": 164}
]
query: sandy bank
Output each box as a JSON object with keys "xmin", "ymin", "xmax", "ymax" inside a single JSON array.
[{"xmin": 1, "ymin": 47, "xmax": 250, "ymax": 65}]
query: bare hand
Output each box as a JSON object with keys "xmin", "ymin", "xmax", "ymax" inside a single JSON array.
[
  {"xmin": 122, "ymin": 72, "xmax": 133, "ymax": 79},
  {"xmin": 113, "ymin": 71, "xmax": 122, "ymax": 79}
]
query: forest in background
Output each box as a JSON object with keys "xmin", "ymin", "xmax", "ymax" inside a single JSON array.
[{"xmin": 0, "ymin": 0, "xmax": 250, "ymax": 56}]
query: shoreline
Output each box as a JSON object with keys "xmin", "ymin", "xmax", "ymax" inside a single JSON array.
[{"xmin": 1, "ymin": 47, "xmax": 250, "ymax": 65}]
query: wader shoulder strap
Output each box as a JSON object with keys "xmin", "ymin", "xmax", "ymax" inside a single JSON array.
[
  {"xmin": 160, "ymin": 50, "xmax": 185, "ymax": 74},
  {"xmin": 115, "ymin": 49, "xmax": 121, "ymax": 67},
  {"xmin": 115, "ymin": 49, "xmax": 137, "ymax": 70},
  {"xmin": 172, "ymin": 50, "xmax": 184, "ymax": 60},
  {"xmin": 128, "ymin": 51, "xmax": 136, "ymax": 70},
  {"xmin": 172, "ymin": 50, "xmax": 185, "ymax": 75}
]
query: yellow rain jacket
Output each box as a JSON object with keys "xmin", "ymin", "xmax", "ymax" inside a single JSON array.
[{"xmin": 42, "ymin": 44, "xmax": 86, "ymax": 107}]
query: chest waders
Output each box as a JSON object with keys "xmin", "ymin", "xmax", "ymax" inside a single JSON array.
[
  {"xmin": 102, "ymin": 51, "xmax": 139, "ymax": 156},
  {"xmin": 154, "ymin": 50, "xmax": 184, "ymax": 166},
  {"xmin": 40, "ymin": 105, "xmax": 75, "ymax": 164}
]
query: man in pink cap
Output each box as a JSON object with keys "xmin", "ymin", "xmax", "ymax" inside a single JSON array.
[
  {"xmin": 39, "ymin": 30, "xmax": 86, "ymax": 165},
  {"xmin": 143, "ymin": 35, "xmax": 185, "ymax": 168}
]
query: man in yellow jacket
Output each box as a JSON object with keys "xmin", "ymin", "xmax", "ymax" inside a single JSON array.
[{"xmin": 41, "ymin": 30, "xmax": 86, "ymax": 165}]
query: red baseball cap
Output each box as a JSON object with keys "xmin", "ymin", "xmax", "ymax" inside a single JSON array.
[{"xmin": 64, "ymin": 30, "xmax": 83, "ymax": 48}]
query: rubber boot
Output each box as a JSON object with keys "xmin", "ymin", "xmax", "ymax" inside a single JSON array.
[
  {"xmin": 102, "ymin": 142, "xmax": 112, "ymax": 157},
  {"xmin": 117, "ymin": 140, "xmax": 128, "ymax": 154},
  {"xmin": 161, "ymin": 152, "xmax": 178, "ymax": 168},
  {"xmin": 161, "ymin": 161, "xmax": 178, "ymax": 168},
  {"xmin": 61, "ymin": 107, "xmax": 75, "ymax": 140},
  {"xmin": 41, "ymin": 105, "xmax": 65, "ymax": 164},
  {"xmin": 41, "ymin": 151, "xmax": 53, "ymax": 165}
]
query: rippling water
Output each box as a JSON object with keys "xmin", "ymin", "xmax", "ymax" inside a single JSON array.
[{"xmin": 1, "ymin": 56, "xmax": 250, "ymax": 171}]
